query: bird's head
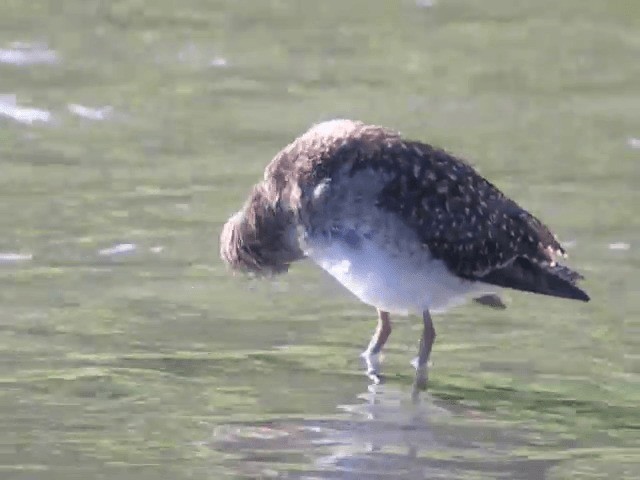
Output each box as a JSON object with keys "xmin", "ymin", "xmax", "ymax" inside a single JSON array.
[{"xmin": 219, "ymin": 185, "xmax": 301, "ymax": 276}]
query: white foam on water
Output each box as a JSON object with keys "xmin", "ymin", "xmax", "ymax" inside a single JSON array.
[
  {"xmin": 68, "ymin": 103, "xmax": 113, "ymax": 121},
  {"xmin": 608, "ymin": 242, "xmax": 630, "ymax": 251},
  {"xmin": 98, "ymin": 243, "xmax": 137, "ymax": 256},
  {"xmin": 210, "ymin": 56, "xmax": 228, "ymax": 68},
  {"xmin": 0, "ymin": 42, "xmax": 58, "ymax": 66},
  {"xmin": 0, "ymin": 252, "xmax": 33, "ymax": 263},
  {"xmin": 0, "ymin": 94, "xmax": 51, "ymax": 124},
  {"xmin": 174, "ymin": 43, "xmax": 228, "ymax": 68}
]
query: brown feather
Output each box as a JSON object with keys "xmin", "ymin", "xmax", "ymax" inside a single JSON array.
[{"xmin": 221, "ymin": 119, "xmax": 589, "ymax": 301}]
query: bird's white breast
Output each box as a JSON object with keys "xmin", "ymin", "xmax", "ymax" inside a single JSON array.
[{"xmin": 305, "ymin": 233, "xmax": 493, "ymax": 315}]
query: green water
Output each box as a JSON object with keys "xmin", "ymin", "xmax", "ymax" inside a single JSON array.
[{"xmin": 1, "ymin": 0, "xmax": 638, "ymax": 478}]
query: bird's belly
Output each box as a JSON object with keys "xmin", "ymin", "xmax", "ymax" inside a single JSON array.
[{"xmin": 305, "ymin": 236, "xmax": 491, "ymax": 315}]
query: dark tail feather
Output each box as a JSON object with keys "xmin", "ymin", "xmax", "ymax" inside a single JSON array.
[
  {"xmin": 478, "ymin": 258, "xmax": 590, "ymax": 302},
  {"xmin": 473, "ymin": 294, "xmax": 507, "ymax": 310}
]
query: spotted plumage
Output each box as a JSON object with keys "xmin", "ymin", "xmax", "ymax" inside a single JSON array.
[{"xmin": 220, "ymin": 119, "xmax": 589, "ymax": 393}]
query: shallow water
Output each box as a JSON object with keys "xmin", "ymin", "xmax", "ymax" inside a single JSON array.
[{"xmin": 1, "ymin": 0, "xmax": 638, "ymax": 478}]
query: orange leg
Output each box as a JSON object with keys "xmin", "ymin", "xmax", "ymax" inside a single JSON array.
[
  {"xmin": 412, "ymin": 310, "xmax": 436, "ymax": 399},
  {"xmin": 360, "ymin": 309, "xmax": 392, "ymax": 383}
]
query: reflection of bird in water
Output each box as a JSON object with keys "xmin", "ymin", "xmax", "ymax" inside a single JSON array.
[
  {"xmin": 209, "ymin": 386, "xmax": 555, "ymax": 478},
  {"xmin": 220, "ymin": 119, "xmax": 590, "ymax": 395}
]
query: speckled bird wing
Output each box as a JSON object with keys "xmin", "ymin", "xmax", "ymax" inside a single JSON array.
[{"xmin": 373, "ymin": 140, "xmax": 566, "ymax": 280}]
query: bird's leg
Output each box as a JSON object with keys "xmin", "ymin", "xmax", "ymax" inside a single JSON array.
[
  {"xmin": 412, "ymin": 310, "xmax": 436, "ymax": 397},
  {"xmin": 360, "ymin": 309, "xmax": 392, "ymax": 383}
]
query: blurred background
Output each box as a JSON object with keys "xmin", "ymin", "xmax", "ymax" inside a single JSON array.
[{"xmin": 0, "ymin": 0, "xmax": 638, "ymax": 478}]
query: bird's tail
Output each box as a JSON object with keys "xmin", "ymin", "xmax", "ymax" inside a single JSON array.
[
  {"xmin": 479, "ymin": 258, "xmax": 590, "ymax": 302},
  {"xmin": 473, "ymin": 294, "xmax": 507, "ymax": 309}
]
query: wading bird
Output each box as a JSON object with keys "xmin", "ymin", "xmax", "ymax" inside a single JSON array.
[{"xmin": 220, "ymin": 120, "xmax": 589, "ymax": 395}]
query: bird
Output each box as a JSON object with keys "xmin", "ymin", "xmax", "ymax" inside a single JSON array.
[{"xmin": 220, "ymin": 119, "xmax": 590, "ymax": 395}]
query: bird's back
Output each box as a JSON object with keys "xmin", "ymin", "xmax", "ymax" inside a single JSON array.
[
  {"xmin": 223, "ymin": 119, "xmax": 588, "ymax": 303},
  {"xmin": 264, "ymin": 120, "xmax": 589, "ymax": 302}
]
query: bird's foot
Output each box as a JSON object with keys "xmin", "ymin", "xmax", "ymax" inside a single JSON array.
[
  {"xmin": 413, "ymin": 365, "xmax": 429, "ymax": 391},
  {"xmin": 361, "ymin": 350, "xmax": 384, "ymax": 384},
  {"xmin": 410, "ymin": 365, "xmax": 429, "ymax": 403},
  {"xmin": 410, "ymin": 357, "xmax": 431, "ymax": 393}
]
